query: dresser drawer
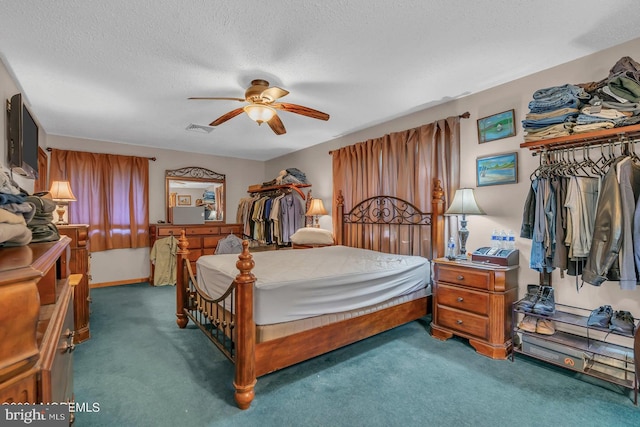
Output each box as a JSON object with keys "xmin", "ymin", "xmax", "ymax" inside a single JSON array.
[
  {"xmin": 186, "ymin": 249, "xmax": 202, "ymax": 261},
  {"xmin": 186, "ymin": 237, "xmax": 202, "ymax": 249},
  {"xmin": 221, "ymin": 225, "xmax": 242, "ymax": 234},
  {"xmin": 436, "ymin": 265, "xmax": 491, "ymax": 290},
  {"xmin": 157, "ymin": 227, "xmax": 183, "ymax": 236},
  {"xmin": 436, "ymin": 305, "xmax": 489, "ymax": 340},
  {"xmin": 203, "ymin": 236, "xmax": 223, "ymax": 249},
  {"xmin": 186, "ymin": 226, "xmax": 220, "ymax": 235},
  {"xmin": 436, "ymin": 283, "xmax": 489, "ymax": 316}
]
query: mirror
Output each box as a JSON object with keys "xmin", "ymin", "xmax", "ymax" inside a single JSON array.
[{"xmin": 165, "ymin": 167, "xmax": 226, "ymax": 223}]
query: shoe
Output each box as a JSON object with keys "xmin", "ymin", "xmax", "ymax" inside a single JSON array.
[
  {"xmin": 536, "ymin": 318, "xmax": 556, "ymax": 335},
  {"xmin": 609, "ymin": 310, "xmax": 635, "ymax": 335},
  {"xmin": 518, "ymin": 315, "xmax": 538, "ymax": 333},
  {"xmin": 516, "ymin": 284, "xmax": 541, "ymax": 312},
  {"xmin": 532, "ymin": 286, "xmax": 555, "ymax": 316},
  {"xmin": 587, "ymin": 305, "xmax": 613, "ymax": 328}
]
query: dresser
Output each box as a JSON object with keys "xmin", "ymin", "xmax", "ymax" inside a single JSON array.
[
  {"xmin": 148, "ymin": 223, "xmax": 243, "ymax": 283},
  {"xmin": 430, "ymin": 258, "xmax": 518, "ymax": 359},
  {"xmin": 58, "ymin": 224, "xmax": 91, "ymax": 344},
  {"xmin": 0, "ymin": 237, "xmax": 75, "ymax": 408}
]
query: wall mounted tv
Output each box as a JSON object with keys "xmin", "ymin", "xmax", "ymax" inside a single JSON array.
[{"xmin": 7, "ymin": 93, "xmax": 38, "ymax": 179}]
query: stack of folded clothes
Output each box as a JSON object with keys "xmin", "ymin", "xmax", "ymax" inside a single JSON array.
[
  {"xmin": 0, "ymin": 168, "xmax": 34, "ymax": 247},
  {"xmin": 522, "ymin": 84, "xmax": 589, "ymax": 141},
  {"xmin": 574, "ymin": 56, "xmax": 640, "ymax": 133},
  {"xmin": 523, "ymin": 56, "xmax": 640, "ymax": 141}
]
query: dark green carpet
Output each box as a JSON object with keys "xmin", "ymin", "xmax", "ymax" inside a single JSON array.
[{"xmin": 74, "ymin": 283, "xmax": 640, "ymax": 426}]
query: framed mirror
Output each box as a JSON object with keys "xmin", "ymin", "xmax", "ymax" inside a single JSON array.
[{"xmin": 165, "ymin": 166, "xmax": 226, "ymax": 223}]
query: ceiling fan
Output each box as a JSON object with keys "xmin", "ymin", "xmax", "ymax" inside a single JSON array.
[{"xmin": 189, "ymin": 79, "xmax": 330, "ymax": 135}]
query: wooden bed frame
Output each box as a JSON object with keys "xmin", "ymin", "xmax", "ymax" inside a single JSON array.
[{"xmin": 175, "ymin": 182, "xmax": 445, "ymax": 409}]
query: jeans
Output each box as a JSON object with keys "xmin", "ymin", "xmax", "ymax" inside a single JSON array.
[
  {"xmin": 530, "ymin": 178, "xmax": 554, "ymax": 273},
  {"xmin": 522, "ymin": 112, "xmax": 578, "ymax": 129},
  {"xmin": 575, "ymin": 114, "xmax": 622, "ymax": 125},
  {"xmin": 532, "ymin": 83, "xmax": 589, "ymax": 100},
  {"xmin": 528, "ymin": 97, "xmax": 580, "ymax": 114},
  {"xmin": 528, "ymin": 84, "xmax": 589, "ymax": 114}
]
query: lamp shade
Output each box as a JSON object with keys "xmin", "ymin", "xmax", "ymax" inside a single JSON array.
[
  {"xmin": 49, "ymin": 181, "xmax": 77, "ymax": 202},
  {"xmin": 243, "ymin": 104, "xmax": 276, "ymax": 123},
  {"xmin": 306, "ymin": 198, "xmax": 328, "ymax": 216},
  {"xmin": 444, "ymin": 188, "xmax": 485, "ymax": 216}
]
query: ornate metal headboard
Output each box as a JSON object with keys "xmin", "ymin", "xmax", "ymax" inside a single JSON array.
[{"xmin": 335, "ymin": 183, "xmax": 444, "ymax": 259}]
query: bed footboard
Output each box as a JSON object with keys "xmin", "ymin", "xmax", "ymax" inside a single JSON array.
[{"xmin": 176, "ymin": 232, "xmax": 257, "ymax": 409}]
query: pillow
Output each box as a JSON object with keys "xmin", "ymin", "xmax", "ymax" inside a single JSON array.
[{"xmin": 291, "ymin": 227, "xmax": 334, "ymax": 245}]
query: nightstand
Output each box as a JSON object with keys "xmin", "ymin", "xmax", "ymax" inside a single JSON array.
[{"xmin": 430, "ymin": 258, "xmax": 518, "ymax": 359}]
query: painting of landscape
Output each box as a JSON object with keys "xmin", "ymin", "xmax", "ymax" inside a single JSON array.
[{"xmin": 476, "ymin": 152, "xmax": 517, "ymax": 186}]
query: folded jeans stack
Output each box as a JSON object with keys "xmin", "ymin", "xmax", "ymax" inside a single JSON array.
[{"xmin": 523, "ymin": 84, "xmax": 588, "ymax": 141}]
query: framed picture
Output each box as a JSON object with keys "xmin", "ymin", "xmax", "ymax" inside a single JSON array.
[
  {"xmin": 476, "ymin": 152, "xmax": 518, "ymax": 187},
  {"xmin": 177, "ymin": 195, "xmax": 192, "ymax": 206},
  {"xmin": 477, "ymin": 109, "xmax": 516, "ymax": 143}
]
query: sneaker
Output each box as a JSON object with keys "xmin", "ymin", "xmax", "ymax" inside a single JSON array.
[
  {"xmin": 587, "ymin": 305, "xmax": 613, "ymax": 328},
  {"xmin": 518, "ymin": 315, "xmax": 538, "ymax": 333},
  {"xmin": 516, "ymin": 284, "xmax": 541, "ymax": 312},
  {"xmin": 532, "ymin": 286, "xmax": 555, "ymax": 316},
  {"xmin": 609, "ymin": 310, "xmax": 635, "ymax": 335},
  {"xmin": 536, "ymin": 318, "xmax": 556, "ymax": 335}
]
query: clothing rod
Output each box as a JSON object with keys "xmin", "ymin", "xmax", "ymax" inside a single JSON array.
[
  {"xmin": 46, "ymin": 147, "xmax": 156, "ymax": 161},
  {"xmin": 534, "ymin": 135, "xmax": 640, "ymax": 157}
]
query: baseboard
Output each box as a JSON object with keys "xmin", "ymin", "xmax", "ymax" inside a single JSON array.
[{"xmin": 90, "ymin": 278, "xmax": 150, "ymax": 288}]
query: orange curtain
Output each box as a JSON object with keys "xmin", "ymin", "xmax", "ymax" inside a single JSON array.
[
  {"xmin": 49, "ymin": 149, "xmax": 149, "ymax": 252},
  {"xmin": 332, "ymin": 116, "xmax": 460, "ymax": 252}
]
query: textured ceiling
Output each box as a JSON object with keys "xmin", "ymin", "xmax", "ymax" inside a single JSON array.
[{"xmin": 1, "ymin": 1, "xmax": 640, "ymax": 161}]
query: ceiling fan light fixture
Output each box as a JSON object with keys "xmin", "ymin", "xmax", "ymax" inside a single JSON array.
[{"xmin": 244, "ymin": 104, "xmax": 275, "ymax": 124}]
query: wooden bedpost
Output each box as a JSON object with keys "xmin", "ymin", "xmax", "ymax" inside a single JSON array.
[
  {"xmin": 335, "ymin": 190, "xmax": 344, "ymax": 246},
  {"xmin": 431, "ymin": 179, "xmax": 445, "ymax": 259},
  {"xmin": 176, "ymin": 230, "xmax": 190, "ymax": 329},
  {"xmin": 233, "ymin": 240, "xmax": 257, "ymax": 410}
]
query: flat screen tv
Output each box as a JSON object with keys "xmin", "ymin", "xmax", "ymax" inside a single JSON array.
[{"xmin": 7, "ymin": 93, "xmax": 38, "ymax": 179}]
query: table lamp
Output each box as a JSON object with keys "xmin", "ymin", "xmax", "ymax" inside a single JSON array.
[
  {"xmin": 49, "ymin": 180, "xmax": 77, "ymax": 225},
  {"xmin": 306, "ymin": 198, "xmax": 327, "ymax": 228},
  {"xmin": 444, "ymin": 188, "xmax": 485, "ymax": 258}
]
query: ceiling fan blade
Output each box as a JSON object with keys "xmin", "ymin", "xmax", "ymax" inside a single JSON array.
[
  {"xmin": 267, "ymin": 114, "xmax": 287, "ymax": 135},
  {"xmin": 209, "ymin": 107, "xmax": 245, "ymax": 126},
  {"xmin": 260, "ymin": 86, "xmax": 289, "ymax": 102},
  {"xmin": 273, "ymin": 103, "xmax": 330, "ymax": 121},
  {"xmin": 189, "ymin": 97, "xmax": 246, "ymax": 102}
]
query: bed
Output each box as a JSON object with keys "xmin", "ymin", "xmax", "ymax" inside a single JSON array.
[{"xmin": 175, "ymin": 184, "xmax": 446, "ymax": 409}]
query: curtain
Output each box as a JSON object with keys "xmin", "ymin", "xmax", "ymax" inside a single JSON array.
[
  {"xmin": 49, "ymin": 149, "xmax": 149, "ymax": 252},
  {"xmin": 332, "ymin": 116, "xmax": 461, "ymax": 254}
]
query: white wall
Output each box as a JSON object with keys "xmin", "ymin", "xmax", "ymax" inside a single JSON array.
[{"xmin": 267, "ymin": 37, "xmax": 640, "ymax": 316}]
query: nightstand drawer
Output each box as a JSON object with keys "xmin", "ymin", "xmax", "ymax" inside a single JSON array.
[
  {"xmin": 436, "ymin": 306, "xmax": 489, "ymax": 340},
  {"xmin": 436, "ymin": 265, "xmax": 491, "ymax": 290},
  {"xmin": 436, "ymin": 283, "xmax": 489, "ymax": 316}
]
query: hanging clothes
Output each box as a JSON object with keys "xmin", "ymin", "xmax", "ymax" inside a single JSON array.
[{"xmin": 150, "ymin": 235, "xmax": 178, "ymax": 286}]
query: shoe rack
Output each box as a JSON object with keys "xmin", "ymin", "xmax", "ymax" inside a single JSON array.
[{"xmin": 511, "ymin": 300, "xmax": 638, "ymax": 405}]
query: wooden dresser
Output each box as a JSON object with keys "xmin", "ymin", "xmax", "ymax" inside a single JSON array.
[
  {"xmin": 58, "ymin": 224, "xmax": 91, "ymax": 344},
  {"xmin": 431, "ymin": 258, "xmax": 518, "ymax": 359},
  {"xmin": 0, "ymin": 237, "xmax": 75, "ymax": 407},
  {"xmin": 149, "ymin": 223, "xmax": 243, "ymax": 283}
]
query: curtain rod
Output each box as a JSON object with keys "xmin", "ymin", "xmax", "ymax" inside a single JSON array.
[
  {"xmin": 46, "ymin": 147, "xmax": 156, "ymax": 161},
  {"xmin": 328, "ymin": 112, "xmax": 470, "ymax": 155}
]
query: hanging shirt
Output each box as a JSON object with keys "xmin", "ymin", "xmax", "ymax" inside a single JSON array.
[{"xmin": 149, "ymin": 235, "xmax": 178, "ymax": 286}]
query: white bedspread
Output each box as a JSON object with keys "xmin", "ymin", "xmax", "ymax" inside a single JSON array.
[{"xmin": 196, "ymin": 245, "xmax": 430, "ymax": 325}]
